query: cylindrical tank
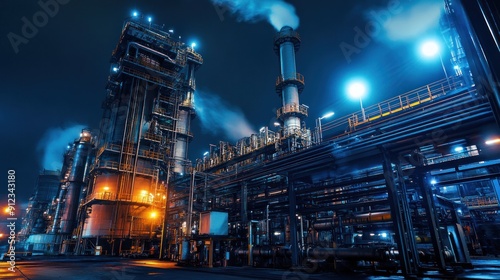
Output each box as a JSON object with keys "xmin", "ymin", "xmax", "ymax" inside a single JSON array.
[{"xmin": 55, "ymin": 130, "xmax": 92, "ymax": 234}]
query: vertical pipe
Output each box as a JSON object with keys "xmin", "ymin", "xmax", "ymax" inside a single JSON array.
[
  {"xmin": 287, "ymin": 175, "xmax": 299, "ymax": 266},
  {"xmin": 159, "ymin": 163, "xmax": 171, "ymax": 260},
  {"xmin": 300, "ymin": 216, "xmax": 304, "ymax": 252},
  {"xmin": 187, "ymin": 171, "xmax": 195, "ymax": 237},
  {"xmin": 241, "ymin": 182, "xmax": 248, "ymax": 223},
  {"xmin": 266, "ymin": 204, "xmax": 270, "ymax": 243},
  {"xmin": 248, "ymin": 221, "xmax": 253, "ymax": 266}
]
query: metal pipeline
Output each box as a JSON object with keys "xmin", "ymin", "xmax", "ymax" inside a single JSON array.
[
  {"xmin": 307, "ymin": 247, "xmax": 455, "ymax": 262},
  {"xmin": 126, "ymin": 42, "xmax": 175, "ymax": 63},
  {"xmin": 313, "ymin": 211, "xmax": 392, "ymax": 230},
  {"xmin": 233, "ymin": 245, "xmax": 454, "ymax": 263},
  {"xmin": 308, "ymin": 247, "xmax": 395, "ymax": 261},
  {"xmin": 233, "ymin": 246, "xmax": 290, "ymax": 258}
]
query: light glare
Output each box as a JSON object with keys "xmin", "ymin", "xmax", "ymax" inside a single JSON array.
[
  {"xmin": 420, "ymin": 40, "xmax": 440, "ymax": 58},
  {"xmin": 347, "ymin": 81, "xmax": 367, "ymax": 100}
]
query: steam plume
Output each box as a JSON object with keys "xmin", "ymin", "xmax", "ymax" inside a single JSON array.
[
  {"xmin": 368, "ymin": 0, "xmax": 442, "ymax": 42},
  {"xmin": 212, "ymin": 0, "xmax": 299, "ymax": 30},
  {"xmin": 37, "ymin": 124, "xmax": 86, "ymax": 171},
  {"xmin": 196, "ymin": 91, "xmax": 255, "ymax": 141}
]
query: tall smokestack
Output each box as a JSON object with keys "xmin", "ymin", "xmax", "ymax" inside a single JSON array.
[{"xmin": 274, "ymin": 26, "xmax": 307, "ymax": 134}]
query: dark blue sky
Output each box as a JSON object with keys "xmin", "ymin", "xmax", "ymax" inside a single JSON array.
[{"xmin": 0, "ymin": 0, "xmax": 445, "ymax": 209}]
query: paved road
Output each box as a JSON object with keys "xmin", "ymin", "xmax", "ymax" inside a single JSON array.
[
  {"xmin": 1, "ymin": 256, "xmax": 500, "ymax": 280},
  {"xmin": 2, "ymin": 257, "xmax": 261, "ymax": 280}
]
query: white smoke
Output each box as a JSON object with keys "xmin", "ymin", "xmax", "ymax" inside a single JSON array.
[
  {"xmin": 37, "ymin": 124, "xmax": 86, "ymax": 171},
  {"xmin": 195, "ymin": 91, "xmax": 255, "ymax": 141},
  {"xmin": 367, "ymin": 0, "xmax": 443, "ymax": 42},
  {"xmin": 212, "ymin": 0, "xmax": 299, "ymax": 30}
]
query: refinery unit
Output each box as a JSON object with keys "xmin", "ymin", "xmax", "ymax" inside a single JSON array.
[{"xmin": 18, "ymin": 0, "xmax": 500, "ymax": 278}]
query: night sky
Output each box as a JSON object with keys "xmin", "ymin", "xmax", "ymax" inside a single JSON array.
[{"xmin": 1, "ymin": 0, "xmax": 445, "ymax": 211}]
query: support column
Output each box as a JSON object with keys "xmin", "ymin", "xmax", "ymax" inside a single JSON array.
[
  {"xmin": 418, "ymin": 173, "xmax": 447, "ymax": 271},
  {"xmin": 287, "ymin": 175, "xmax": 299, "ymax": 266},
  {"xmin": 241, "ymin": 182, "xmax": 248, "ymax": 223},
  {"xmin": 382, "ymin": 150, "xmax": 420, "ymax": 276}
]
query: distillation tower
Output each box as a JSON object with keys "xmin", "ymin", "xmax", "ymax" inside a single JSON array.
[{"xmin": 73, "ymin": 19, "xmax": 202, "ymax": 255}]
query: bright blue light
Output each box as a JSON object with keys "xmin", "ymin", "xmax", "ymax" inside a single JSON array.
[
  {"xmin": 431, "ymin": 179, "xmax": 437, "ymax": 185},
  {"xmin": 191, "ymin": 42, "xmax": 196, "ymax": 49},
  {"xmin": 381, "ymin": 232, "xmax": 387, "ymax": 238},
  {"xmin": 112, "ymin": 67, "xmax": 119, "ymax": 72},
  {"xmin": 321, "ymin": 112, "xmax": 335, "ymax": 119},
  {"xmin": 454, "ymin": 146, "xmax": 464, "ymax": 153},
  {"xmin": 420, "ymin": 40, "xmax": 440, "ymax": 58},
  {"xmin": 203, "ymin": 151, "xmax": 209, "ymax": 156},
  {"xmin": 132, "ymin": 11, "xmax": 138, "ymax": 17},
  {"xmin": 346, "ymin": 79, "xmax": 368, "ymax": 100},
  {"xmin": 148, "ymin": 17, "xmax": 152, "ymax": 23}
]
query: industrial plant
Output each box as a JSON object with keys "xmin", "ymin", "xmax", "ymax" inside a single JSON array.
[{"xmin": 17, "ymin": 0, "xmax": 500, "ymax": 278}]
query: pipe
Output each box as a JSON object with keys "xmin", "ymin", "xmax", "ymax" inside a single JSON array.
[
  {"xmin": 307, "ymin": 247, "xmax": 455, "ymax": 262},
  {"xmin": 308, "ymin": 247, "xmax": 393, "ymax": 261},
  {"xmin": 127, "ymin": 42, "xmax": 175, "ymax": 63},
  {"xmin": 312, "ymin": 211, "xmax": 392, "ymax": 230},
  {"xmin": 266, "ymin": 204, "xmax": 270, "ymax": 243}
]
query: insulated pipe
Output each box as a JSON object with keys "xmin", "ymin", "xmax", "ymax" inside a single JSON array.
[
  {"xmin": 173, "ymin": 109, "xmax": 190, "ymax": 174},
  {"xmin": 307, "ymin": 247, "xmax": 455, "ymax": 262},
  {"xmin": 174, "ymin": 58, "xmax": 197, "ymax": 174},
  {"xmin": 308, "ymin": 247, "xmax": 395, "ymax": 261},
  {"xmin": 312, "ymin": 211, "xmax": 392, "ymax": 230}
]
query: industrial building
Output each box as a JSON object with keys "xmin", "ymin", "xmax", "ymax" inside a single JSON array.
[{"xmin": 19, "ymin": 0, "xmax": 500, "ymax": 278}]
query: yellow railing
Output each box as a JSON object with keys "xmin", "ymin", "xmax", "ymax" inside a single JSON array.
[
  {"xmin": 347, "ymin": 76, "xmax": 463, "ymax": 128},
  {"xmin": 92, "ymin": 160, "xmax": 158, "ymax": 177},
  {"xmin": 84, "ymin": 191, "xmax": 166, "ymax": 207},
  {"xmin": 123, "ymin": 56, "xmax": 178, "ymax": 77},
  {"xmin": 276, "ymin": 73, "xmax": 305, "ymax": 86},
  {"xmin": 322, "ymin": 76, "xmax": 467, "ymax": 136},
  {"xmin": 276, "ymin": 103, "xmax": 308, "ymax": 119},
  {"xmin": 143, "ymin": 132, "xmax": 162, "ymax": 142},
  {"xmin": 121, "ymin": 66, "xmax": 175, "ymax": 88}
]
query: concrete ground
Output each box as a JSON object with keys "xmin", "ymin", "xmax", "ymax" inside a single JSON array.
[{"xmin": 1, "ymin": 255, "xmax": 499, "ymax": 280}]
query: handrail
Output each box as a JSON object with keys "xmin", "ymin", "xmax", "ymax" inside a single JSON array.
[
  {"xmin": 276, "ymin": 73, "xmax": 305, "ymax": 86},
  {"xmin": 276, "ymin": 103, "xmax": 308, "ymax": 119},
  {"xmin": 322, "ymin": 76, "xmax": 467, "ymax": 135}
]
